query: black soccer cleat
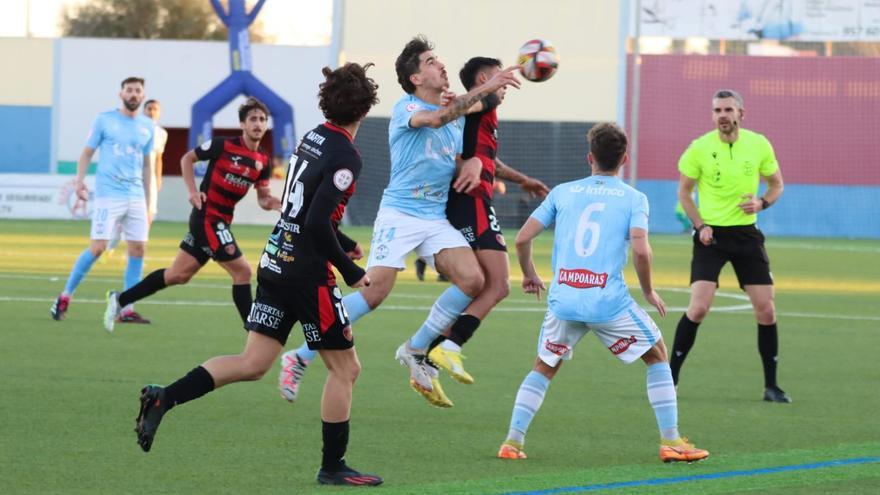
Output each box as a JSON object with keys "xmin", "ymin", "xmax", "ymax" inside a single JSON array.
[
  {"xmin": 135, "ymin": 385, "xmax": 168, "ymax": 452},
  {"xmin": 763, "ymin": 386, "xmax": 792, "ymax": 403},
  {"xmin": 50, "ymin": 295, "xmax": 70, "ymax": 321},
  {"xmin": 317, "ymin": 465, "xmax": 383, "ymax": 486}
]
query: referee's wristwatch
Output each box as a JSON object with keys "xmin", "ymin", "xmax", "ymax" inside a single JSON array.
[{"xmin": 760, "ymin": 197, "xmax": 771, "ymax": 210}]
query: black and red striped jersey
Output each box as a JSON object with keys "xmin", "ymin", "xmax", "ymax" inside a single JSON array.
[
  {"xmin": 461, "ymin": 94, "xmax": 500, "ymax": 201},
  {"xmin": 194, "ymin": 136, "xmax": 271, "ymax": 223},
  {"xmin": 258, "ymin": 122, "xmax": 365, "ymax": 287}
]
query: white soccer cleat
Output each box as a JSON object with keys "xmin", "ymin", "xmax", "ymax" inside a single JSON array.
[
  {"xmin": 395, "ymin": 341, "xmax": 433, "ymax": 392},
  {"xmin": 279, "ymin": 351, "xmax": 310, "ymax": 403},
  {"xmin": 103, "ymin": 290, "xmax": 120, "ymax": 333}
]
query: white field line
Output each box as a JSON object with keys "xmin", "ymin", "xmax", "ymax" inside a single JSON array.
[{"xmin": 2, "ymin": 296, "xmax": 878, "ymax": 322}]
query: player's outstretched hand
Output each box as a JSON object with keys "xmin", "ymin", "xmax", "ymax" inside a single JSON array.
[
  {"xmin": 347, "ymin": 244, "xmax": 364, "ymax": 261},
  {"xmin": 738, "ymin": 193, "xmax": 762, "ymax": 214},
  {"xmin": 189, "ymin": 191, "xmax": 207, "ymax": 210},
  {"xmin": 486, "ymin": 66, "xmax": 522, "ymax": 92},
  {"xmin": 644, "ymin": 289, "xmax": 667, "ymax": 317},
  {"xmin": 522, "ymin": 274, "xmax": 546, "ymax": 300},
  {"xmin": 440, "ymin": 91, "xmax": 457, "ymax": 106},
  {"xmin": 75, "ymin": 180, "xmax": 89, "ymax": 201},
  {"xmin": 453, "ymin": 157, "xmax": 482, "ymax": 193},
  {"xmin": 520, "ymin": 177, "xmax": 550, "ymax": 199},
  {"xmin": 352, "ymin": 274, "xmax": 370, "ymax": 288}
]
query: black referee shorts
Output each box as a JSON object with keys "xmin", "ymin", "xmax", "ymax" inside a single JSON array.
[{"xmin": 690, "ymin": 224, "xmax": 773, "ymax": 288}]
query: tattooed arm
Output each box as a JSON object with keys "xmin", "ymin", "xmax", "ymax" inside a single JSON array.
[{"xmin": 409, "ymin": 66, "xmax": 520, "ymax": 128}]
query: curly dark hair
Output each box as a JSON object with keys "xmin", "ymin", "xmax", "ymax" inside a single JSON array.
[
  {"xmin": 238, "ymin": 97, "xmax": 270, "ymax": 122},
  {"xmin": 319, "ymin": 63, "xmax": 379, "ymax": 126},
  {"xmin": 587, "ymin": 122, "xmax": 628, "ymax": 171},
  {"xmin": 459, "ymin": 57, "xmax": 501, "ymax": 90},
  {"xmin": 395, "ymin": 35, "xmax": 433, "ymax": 94}
]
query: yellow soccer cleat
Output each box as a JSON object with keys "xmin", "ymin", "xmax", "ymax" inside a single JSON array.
[
  {"xmin": 410, "ymin": 374, "xmax": 453, "ymax": 408},
  {"xmin": 428, "ymin": 346, "xmax": 474, "ymax": 385},
  {"xmin": 497, "ymin": 441, "xmax": 527, "ymax": 460},
  {"xmin": 659, "ymin": 437, "xmax": 709, "ymax": 463}
]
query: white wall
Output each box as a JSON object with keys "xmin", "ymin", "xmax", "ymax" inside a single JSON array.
[
  {"xmin": 55, "ymin": 38, "xmax": 332, "ymax": 163},
  {"xmin": 341, "ymin": 0, "xmax": 623, "ymax": 122}
]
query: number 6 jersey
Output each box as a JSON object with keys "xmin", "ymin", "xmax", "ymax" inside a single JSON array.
[
  {"xmin": 530, "ymin": 175, "xmax": 650, "ymax": 322},
  {"xmin": 258, "ymin": 123, "xmax": 366, "ymax": 287}
]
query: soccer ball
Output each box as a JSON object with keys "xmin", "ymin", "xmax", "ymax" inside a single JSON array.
[{"xmin": 517, "ymin": 39, "xmax": 559, "ymax": 82}]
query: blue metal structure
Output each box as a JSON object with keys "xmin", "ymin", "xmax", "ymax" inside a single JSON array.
[{"xmin": 188, "ymin": 0, "xmax": 295, "ymax": 163}]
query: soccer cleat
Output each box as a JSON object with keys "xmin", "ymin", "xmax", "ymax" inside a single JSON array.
[
  {"xmin": 135, "ymin": 385, "xmax": 168, "ymax": 452},
  {"xmin": 395, "ymin": 341, "xmax": 433, "ymax": 392},
  {"xmin": 50, "ymin": 294, "xmax": 70, "ymax": 321},
  {"xmin": 415, "ymin": 258, "xmax": 427, "ymax": 282},
  {"xmin": 279, "ymin": 351, "xmax": 310, "ymax": 403},
  {"xmin": 428, "ymin": 345, "xmax": 474, "ymax": 385},
  {"xmin": 103, "ymin": 291, "xmax": 121, "ymax": 333},
  {"xmin": 411, "ymin": 365, "xmax": 453, "ymax": 408},
  {"xmin": 118, "ymin": 310, "xmax": 151, "ymax": 324},
  {"xmin": 317, "ymin": 465, "xmax": 383, "ymax": 486},
  {"xmin": 659, "ymin": 437, "xmax": 709, "ymax": 463},
  {"xmin": 497, "ymin": 441, "xmax": 527, "ymax": 460},
  {"xmin": 763, "ymin": 386, "xmax": 792, "ymax": 403}
]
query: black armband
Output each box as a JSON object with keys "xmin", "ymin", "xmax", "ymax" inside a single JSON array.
[{"xmin": 760, "ymin": 197, "xmax": 771, "ymax": 210}]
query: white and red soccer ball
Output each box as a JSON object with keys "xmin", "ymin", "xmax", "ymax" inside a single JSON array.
[{"xmin": 517, "ymin": 39, "xmax": 559, "ymax": 82}]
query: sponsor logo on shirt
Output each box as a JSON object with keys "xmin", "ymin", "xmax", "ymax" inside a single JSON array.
[
  {"xmin": 609, "ymin": 336, "xmax": 638, "ymax": 355},
  {"xmin": 570, "ymin": 185, "xmax": 625, "ymax": 197},
  {"xmin": 544, "ymin": 340, "xmax": 570, "ymax": 356},
  {"xmin": 306, "ymin": 131, "xmax": 326, "ymax": 146},
  {"xmin": 278, "ymin": 220, "xmax": 301, "ymax": 233},
  {"xmin": 224, "ymin": 173, "xmax": 253, "ymax": 187},
  {"xmin": 405, "ymin": 103, "xmax": 420, "ymax": 112},
  {"xmin": 558, "ymin": 268, "xmax": 608, "ymax": 289}
]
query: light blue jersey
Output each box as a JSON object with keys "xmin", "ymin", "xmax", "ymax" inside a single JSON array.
[
  {"xmin": 379, "ymin": 94, "xmax": 464, "ymax": 219},
  {"xmin": 86, "ymin": 110, "xmax": 154, "ymax": 198},
  {"xmin": 531, "ymin": 175, "xmax": 650, "ymax": 322}
]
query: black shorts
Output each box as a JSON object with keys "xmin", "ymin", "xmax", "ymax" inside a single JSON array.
[
  {"xmin": 179, "ymin": 216, "xmax": 242, "ymax": 265},
  {"xmin": 446, "ymin": 191, "xmax": 507, "ymax": 252},
  {"xmin": 245, "ymin": 276, "xmax": 354, "ymax": 350},
  {"xmin": 690, "ymin": 224, "xmax": 773, "ymax": 288}
]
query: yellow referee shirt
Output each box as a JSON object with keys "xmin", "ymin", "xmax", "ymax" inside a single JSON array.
[{"xmin": 678, "ymin": 128, "xmax": 779, "ymax": 226}]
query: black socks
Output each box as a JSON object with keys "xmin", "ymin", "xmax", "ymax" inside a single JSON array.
[
  {"xmin": 118, "ymin": 269, "xmax": 166, "ymax": 308},
  {"xmin": 322, "ymin": 420, "xmax": 350, "ymax": 471},
  {"xmin": 757, "ymin": 323, "xmax": 779, "ymax": 388},
  {"xmin": 231, "ymin": 283, "xmax": 252, "ymax": 324},
  {"xmin": 669, "ymin": 314, "xmax": 701, "ymax": 384},
  {"xmin": 164, "ymin": 366, "xmax": 215, "ymax": 411}
]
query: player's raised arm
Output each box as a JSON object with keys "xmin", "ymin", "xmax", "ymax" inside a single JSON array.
[
  {"xmin": 515, "ymin": 217, "xmax": 547, "ymax": 300},
  {"xmin": 630, "ymin": 227, "xmax": 666, "ymax": 317},
  {"xmin": 495, "ymin": 157, "xmax": 550, "ymax": 199},
  {"xmin": 409, "ymin": 66, "xmax": 520, "ymax": 129}
]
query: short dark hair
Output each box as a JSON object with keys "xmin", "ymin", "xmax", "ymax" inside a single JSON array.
[
  {"xmin": 319, "ymin": 63, "xmax": 380, "ymax": 126},
  {"xmin": 713, "ymin": 89, "xmax": 744, "ymax": 108},
  {"xmin": 121, "ymin": 77, "xmax": 144, "ymax": 88},
  {"xmin": 587, "ymin": 123, "xmax": 628, "ymax": 171},
  {"xmin": 238, "ymin": 97, "xmax": 269, "ymax": 122},
  {"xmin": 459, "ymin": 57, "xmax": 502, "ymax": 90},
  {"xmin": 396, "ymin": 35, "xmax": 433, "ymax": 94},
  {"xmin": 144, "ymin": 99, "xmax": 159, "ymax": 107}
]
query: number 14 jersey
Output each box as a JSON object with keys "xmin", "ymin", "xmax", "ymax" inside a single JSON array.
[
  {"xmin": 258, "ymin": 123, "xmax": 366, "ymax": 287},
  {"xmin": 530, "ymin": 175, "xmax": 650, "ymax": 322}
]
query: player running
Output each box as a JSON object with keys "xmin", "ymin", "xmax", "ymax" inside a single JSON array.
[
  {"xmin": 277, "ymin": 36, "xmax": 520, "ymax": 408},
  {"xmin": 133, "ymin": 63, "xmax": 383, "ymax": 486},
  {"xmin": 51, "ymin": 77, "xmax": 154, "ymax": 323},
  {"xmin": 103, "ymin": 98, "xmax": 281, "ymax": 332},
  {"xmin": 496, "ymin": 123, "xmax": 709, "ymax": 463}
]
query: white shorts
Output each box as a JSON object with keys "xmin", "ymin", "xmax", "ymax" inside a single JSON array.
[
  {"xmin": 90, "ymin": 196, "xmax": 149, "ymax": 242},
  {"xmin": 536, "ymin": 302, "xmax": 662, "ymax": 366},
  {"xmin": 366, "ymin": 208, "xmax": 470, "ymax": 270}
]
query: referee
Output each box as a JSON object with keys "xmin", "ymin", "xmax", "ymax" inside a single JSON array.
[{"xmin": 670, "ymin": 89, "xmax": 790, "ymax": 403}]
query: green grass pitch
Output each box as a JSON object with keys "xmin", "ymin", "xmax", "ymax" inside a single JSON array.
[{"xmin": 1, "ymin": 219, "xmax": 878, "ymax": 494}]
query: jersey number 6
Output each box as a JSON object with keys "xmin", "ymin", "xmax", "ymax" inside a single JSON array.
[{"xmin": 574, "ymin": 202, "xmax": 605, "ymax": 258}]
